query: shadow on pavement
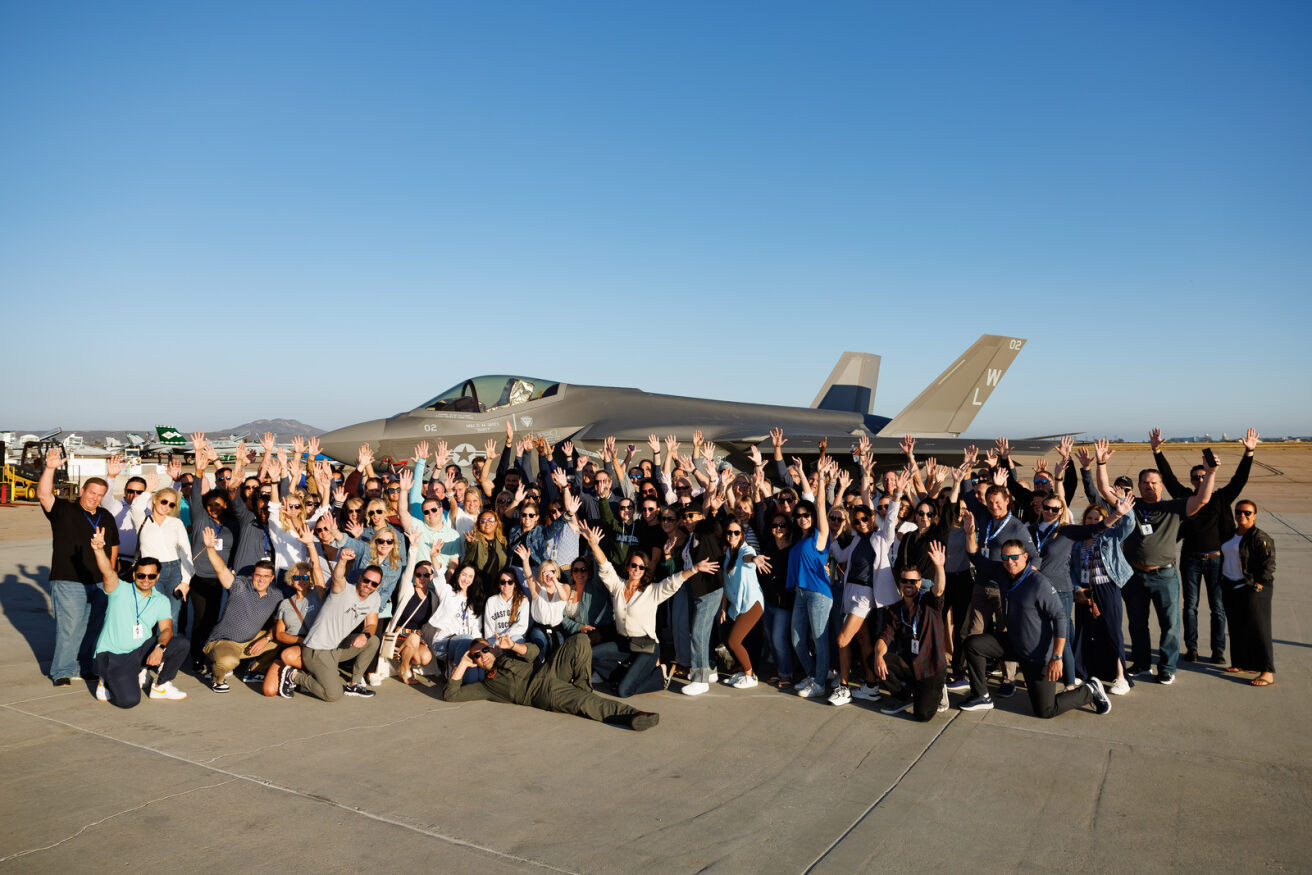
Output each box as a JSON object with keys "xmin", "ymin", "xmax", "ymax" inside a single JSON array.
[{"xmin": 0, "ymin": 562, "xmax": 54, "ymax": 669}]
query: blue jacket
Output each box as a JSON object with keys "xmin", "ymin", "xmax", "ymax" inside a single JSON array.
[{"xmin": 1064, "ymin": 512, "xmax": 1135, "ymax": 588}]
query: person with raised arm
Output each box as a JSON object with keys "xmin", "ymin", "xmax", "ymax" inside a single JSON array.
[
  {"xmin": 789, "ymin": 457, "xmax": 834, "ymax": 700},
  {"xmin": 86, "ymin": 527, "xmax": 189, "ymax": 706},
  {"xmin": 872, "ymin": 540, "xmax": 950, "ymax": 721},
  {"xmin": 198, "ymin": 527, "xmax": 281, "ymax": 693},
  {"xmin": 40, "ymin": 446, "xmax": 118, "ymax": 686}
]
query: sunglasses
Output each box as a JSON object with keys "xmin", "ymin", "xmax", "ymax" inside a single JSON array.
[
  {"xmin": 1042, "ymin": 505, "xmax": 1062, "ymax": 513},
  {"xmin": 216, "ymin": 474, "xmax": 231, "ymax": 481},
  {"xmin": 915, "ymin": 510, "xmax": 934, "ymax": 518},
  {"xmin": 828, "ymin": 515, "xmax": 844, "ymax": 522},
  {"xmin": 853, "ymin": 515, "xmax": 872, "ymax": 523},
  {"xmin": 259, "ymin": 493, "xmax": 272, "ymax": 500},
  {"xmin": 375, "ymin": 538, "xmax": 395, "ymax": 545},
  {"xmin": 285, "ymin": 504, "xmax": 302, "ymax": 511},
  {"xmin": 627, "ymin": 562, "xmax": 647, "ymax": 570},
  {"xmin": 124, "ymin": 488, "xmax": 143, "ymax": 497},
  {"xmin": 415, "ymin": 570, "xmax": 434, "ymax": 578},
  {"xmin": 1235, "ymin": 509, "xmax": 1255, "ymax": 517},
  {"xmin": 368, "ymin": 509, "xmax": 387, "ymax": 516},
  {"xmin": 386, "ymin": 488, "xmax": 401, "ymax": 495},
  {"xmin": 876, "ymin": 504, "xmax": 890, "ymax": 512},
  {"xmin": 499, "ymin": 578, "xmax": 516, "ymax": 586},
  {"xmin": 770, "ymin": 522, "xmax": 788, "ymax": 530},
  {"xmin": 571, "ymin": 566, "xmax": 588, "ymax": 573},
  {"xmin": 899, "ymin": 577, "xmax": 921, "ymax": 585},
  {"xmin": 660, "ymin": 516, "xmax": 677, "ymax": 522},
  {"xmin": 618, "ymin": 505, "xmax": 633, "ymax": 511},
  {"xmin": 360, "ymin": 578, "xmax": 381, "ymax": 588},
  {"xmin": 794, "ymin": 513, "xmax": 812, "ymax": 520},
  {"xmin": 1034, "ymin": 478, "xmax": 1051, "ymax": 487},
  {"xmin": 423, "ymin": 507, "xmax": 443, "ymax": 516},
  {"xmin": 726, "ymin": 529, "xmax": 743, "ymax": 536},
  {"xmin": 134, "ymin": 572, "xmax": 159, "ymax": 580},
  {"xmin": 468, "ymin": 648, "xmax": 490, "ymax": 659},
  {"xmin": 242, "ymin": 485, "xmax": 256, "ymax": 492},
  {"xmin": 1001, "ymin": 553, "xmax": 1024, "ymax": 561},
  {"xmin": 291, "ymin": 574, "xmax": 311, "ymax": 581},
  {"xmin": 157, "ymin": 499, "xmax": 176, "ymax": 508},
  {"xmin": 777, "ymin": 497, "xmax": 796, "ymax": 504},
  {"xmin": 479, "ymin": 518, "xmax": 497, "ymax": 525}
]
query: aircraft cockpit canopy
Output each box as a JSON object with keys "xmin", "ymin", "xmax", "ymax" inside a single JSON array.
[{"xmin": 420, "ymin": 376, "xmax": 560, "ymax": 413}]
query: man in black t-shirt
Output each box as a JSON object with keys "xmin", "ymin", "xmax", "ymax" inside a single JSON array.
[{"xmin": 39, "ymin": 447, "xmax": 120, "ymax": 686}]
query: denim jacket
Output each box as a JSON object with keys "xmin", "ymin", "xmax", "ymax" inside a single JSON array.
[{"xmin": 1066, "ymin": 512, "xmax": 1135, "ymax": 588}]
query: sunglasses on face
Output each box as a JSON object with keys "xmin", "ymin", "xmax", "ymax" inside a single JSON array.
[
  {"xmin": 877, "ymin": 504, "xmax": 890, "ymax": 512},
  {"xmin": 285, "ymin": 504, "xmax": 302, "ymax": 511},
  {"xmin": 124, "ymin": 488, "xmax": 143, "ymax": 496},
  {"xmin": 157, "ymin": 500, "xmax": 176, "ymax": 508},
  {"xmin": 915, "ymin": 510, "xmax": 934, "ymax": 518},
  {"xmin": 479, "ymin": 518, "xmax": 496, "ymax": 525},
  {"xmin": 726, "ymin": 529, "xmax": 743, "ymax": 536},
  {"xmin": 259, "ymin": 493, "xmax": 272, "ymax": 500},
  {"xmin": 778, "ymin": 497, "xmax": 795, "ymax": 504},
  {"xmin": 660, "ymin": 516, "xmax": 677, "ymax": 522},
  {"xmin": 1034, "ymin": 478, "xmax": 1051, "ymax": 487},
  {"xmin": 828, "ymin": 515, "xmax": 844, "ymax": 522},
  {"xmin": 415, "ymin": 571, "xmax": 433, "ymax": 578},
  {"xmin": 386, "ymin": 488, "xmax": 401, "ymax": 495},
  {"xmin": 627, "ymin": 562, "xmax": 647, "ymax": 571},
  {"xmin": 1235, "ymin": 509, "xmax": 1255, "ymax": 517},
  {"xmin": 1001, "ymin": 553, "xmax": 1024, "ymax": 561},
  {"xmin": 770, "ymin": 522, "xmax": 788, "ymax": 530},
  {"xmin": 1042, "ymin": 505, "xmax": 1062, "ymax": 513},
  {"xmin": 854, "ymin": 516, "xmax": 872, "ymax": 524},
  {"xmin": 468, "ymin": 648, "xmax": 490, "ymax": 659},
  {"xmin": 499, "ymin": 578, "xmax": 516, "ymax": 586},
  {"xmin": 423, "ymin": 507, "xmax": 442, "ymax": 515},
  {"xmin": 375, "ymin": 538, "xmax": 395, "ymax": 545},
  {"xmin": 360, "ymin": 578, "xmax": 381, "ymax": 588},
  {"xmin": 619, "ymin": 505, "xmax": 633, "ymax": 511},
  {"xmin": 794, "ymin": 513, "xmax": 812, "ymax": 521},
  {"xmin": 134, "ymin": 572, "xmax": 158, "ymax": 580},
  {"xmin": 521, "ymin": 512, "xmax": 538, "ymax": 519},
  {"xmin": 368, "ymin": 510, "xmax": 386, "ymax": 516},
  {"xmin": 291, "ymin": 574, "xmax": 311, "ymax": 581},
  {"xmin": 571, "ymin": 566, "xmax": 588, "ymax": 573},
  {"xmin": 899, "ymin": 577, "xmax": 921, "ymax": 585}
]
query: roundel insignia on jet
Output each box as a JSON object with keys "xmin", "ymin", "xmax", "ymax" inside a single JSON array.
[{"xmin": 447, "ymin": 443, "xmax": 486, "ymax": 469}]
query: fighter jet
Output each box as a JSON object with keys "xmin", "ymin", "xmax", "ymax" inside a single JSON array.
[{"xmin": 318, "ymin": 335, "xmax": 1047, "ymax": 470}]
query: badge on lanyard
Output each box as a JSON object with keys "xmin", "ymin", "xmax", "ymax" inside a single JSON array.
[
  {"xmin": 132, "ymin": 623, "xmax": 145, "ymax": 640},
  {"xmin": 1139, "ymin": 523, "xmax": 1154, "ymax": 536},
  {"xmin": 910, "ymin": 638, "xmax": 920, "ymax": 655}
]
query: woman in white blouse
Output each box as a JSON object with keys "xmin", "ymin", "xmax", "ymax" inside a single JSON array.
[
  {"xmin": 130, "ymin": 486, "xmax": 194, "ymax": 627},
  {"xmin": 515, "ymin": 544, "xmax": 569, "ymax": 659}
]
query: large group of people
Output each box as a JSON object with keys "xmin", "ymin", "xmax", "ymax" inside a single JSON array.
[{"xmin": 38, "ymin": 422, "xmax": 1278, "ymax": 729}]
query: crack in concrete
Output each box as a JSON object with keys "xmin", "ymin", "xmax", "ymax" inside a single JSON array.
[
  {"xmin": 802, "ymin": 710, "xmax": 960, "ymax": 873},
  {"xmin": 1, "ymin": 777, "xmax": 237, "ymax": 861},
  {"xmin": 0, "ymin": 702, "xmax": 574, "ymax": 873}
]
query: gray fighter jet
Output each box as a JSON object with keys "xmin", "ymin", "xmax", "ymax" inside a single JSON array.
[{"xmin": 318, "ymin": 334, "xmax": 1045, "ymax": 470}]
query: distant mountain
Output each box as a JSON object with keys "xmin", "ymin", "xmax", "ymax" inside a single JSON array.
[{"xmin": 217, "ymin": 419, "xmax": 325, "ymax": 441}]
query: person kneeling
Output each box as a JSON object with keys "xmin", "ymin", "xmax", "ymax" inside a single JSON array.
[
  {"xmin": 278, "ymin": 548, "xmax": 381, "ymax": 701},
  {"xmin": 872, "ymin": 541, "xmax": 949, "ymax": 722},
  {"xmin": 444, "ymin": 633, "xmax": 658, "ymax": 731},
  {"xmin": 958, "ymin": 517, "xmax": 1111, "ymax": 719},
  {"xmin": 88, "ymin": 528, "xmax": 189, "ymax": 707}
]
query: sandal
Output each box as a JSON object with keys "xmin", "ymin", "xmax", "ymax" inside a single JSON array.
[
  {"xmin": 1250, "ymin": 676, "xmax": 1275, "ymax": 687},
  {"xmin": 1223, "ymin": 666, "xmax": 1246, "ymax": 673}
]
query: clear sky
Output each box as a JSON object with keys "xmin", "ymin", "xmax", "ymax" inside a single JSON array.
[{"xmin": 3, "ymin": 2, "xmax": 1309, "ymax": 440}]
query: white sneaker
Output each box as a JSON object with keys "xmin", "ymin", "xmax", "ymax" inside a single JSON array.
[
  {"xmin": 138, "ymin": 668, "xmax": 149, "ymax": 688},
  {"xmin": 365, "ymin": 672, "xmax": 383, "ymax": 687},
  {"xmin": 149, "ymin": 681, "xmax": 187, "ymax": 701},
  {"xmin": 851, "ymin": 684, "xmax": 883, "ymax": 702},
  {"xmin": 1109, "ymin": 677, "xmax": 1130, "ymax": 696},
  {"xmin": 96, "ymin": 681, "xmax": 109, "ymax": 702},
  {"xmin": 707, "ymin": 672, "xmax": 719, "ymax": 683},
  {"xmin": 938, "ymin": 684, "xmax": 950, "ymax": 712},
  {"xmin": 796, "ymin": 680, "xmax": 823, "ymax": 698},
  {"xmin": 724, "ymin": 672, "xmax": 744, "ymax": 686},
  {"xmin": 732, "ymin": 674, "xmax": 758, "ymax": 689},
  {"xmin": 828, "ymin": 684, "xmax": 852, "ymax": 706},
  {"xmin": 682, "ymin": 681, "xmax": 709, "ymax": 696}
]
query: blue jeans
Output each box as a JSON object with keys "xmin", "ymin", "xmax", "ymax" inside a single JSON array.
[
  {"xmin": 763, "ymin": 604, "xmax": 794, "ymax": 678},
  {"xmin": 155, "ymin": 560, "xmax": 184, "ymax": 629},
  {"xmin": 1056, "ymin": 588, "xmax": 1075, "ymax": 686},
  {"xmin": 591, "ymin": 640, "xmax": 664, "ymax": 697},
  {"xmin": 1123, "ymin": 567, "xmax": 1181, "ymax": 672},
  {"xmin": 689, "ymin": 589, "xmax": 721, "ymax": 683},
  {"xmin": 1180, "ymin": 553, "xmax": 1225, "ymax": 654},
  {"xmin": 669, "ymin": 587, "xmax": 691, "ymax": 667},
  {"xmin": 790, "ymin": 589, "xmax": 833, "ymax": 684},
  {"xmin": 50, "ymin": 580, "xmax": 106, "ymax": 680}
]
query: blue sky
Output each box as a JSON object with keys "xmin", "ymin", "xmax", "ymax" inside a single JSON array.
[{"xmin": 2, "ymin": 2, "xmax": 1309, "ymax": 440}]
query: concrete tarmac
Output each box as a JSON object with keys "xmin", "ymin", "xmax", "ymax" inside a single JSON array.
[{"xmin": 1, "ymin": 457, "xmax": 1308, "ymax": 872}]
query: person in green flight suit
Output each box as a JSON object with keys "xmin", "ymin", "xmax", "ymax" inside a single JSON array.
[{"xmin": 444, "ymin": 631, "xmax": 659, "ymax": 731}]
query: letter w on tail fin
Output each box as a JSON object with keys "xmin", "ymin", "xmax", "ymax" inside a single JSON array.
[{"xmin": 878, "ymin": 335, "xmax": 1026, "ymax": 437}]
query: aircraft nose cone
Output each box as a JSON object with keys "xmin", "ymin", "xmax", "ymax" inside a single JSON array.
[{"xmin": 318, "ymin": 419, "xmax": 388, "ymax": 463}]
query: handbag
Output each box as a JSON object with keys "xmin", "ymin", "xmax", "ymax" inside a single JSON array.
[{"xmin": 628, "ymin": 635, "xmax": 657, "ymax": 654}]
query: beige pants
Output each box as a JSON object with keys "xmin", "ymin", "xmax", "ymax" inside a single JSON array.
[{"xmin": 203, "ymin": 633, "xmax": 273, "ymax": 683}]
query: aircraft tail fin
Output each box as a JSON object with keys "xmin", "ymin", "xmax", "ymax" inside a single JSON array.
[
  {"xmin": 810, "ymin": 352, "xmax": 881, "ymax": 415},
  {"xmin": 154, "ymin": 425, "xmax": 186, "ymax": 445},
  {"xmin": 878, "ymin": 335, "xmax": 1026, "ymax": 437}
]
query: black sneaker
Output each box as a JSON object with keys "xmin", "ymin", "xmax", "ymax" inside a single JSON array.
[
  {"xmin": 997, "ymin": 681, "xmax": 1016, "ymax": 698},
  {"xmin": 1208, "ymin": 652, "xmax": 1227, "ymax": 665},
  {"xmin": 1157, "ymin": 670, "xmax": 1175, "ymax": 686},
  {"xmin": 52, "ymin": 677, "xmax": 72, "ymax": 687},
  {"xmin": 1128, "ymin": 663, "xmax": 1153, "ymax": 677},
  {"xmin": 343, "ymin": 683, "xmax": 375, "ymax": 698},
  {"xmin": 879, "ymin": 697, "xmax": 911, "ymax": 715},
  {"xmin": 1086, "ymin": 677, "xmax": 1111, "ymax": 715},
  {"xmin": 1182, "ymin": 649, "xmax": 1198, "ymax": 663},
  {"xmin": 960, "ymin": 694, "xmax": 994, "ymax": 712},
  {"xmin": 630, "ymin": 711, "xmax": 660, "ymax": 731},
  {"xmin": 278, "ymin": 665, "xmax": 297, "ymax": 699},
  {"xmin": 211, "ymin": 681, "xmax": 230, "ymax": 694}
]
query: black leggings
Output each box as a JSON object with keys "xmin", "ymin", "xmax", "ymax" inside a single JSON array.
[{"xmin": 188, "ymin": 576, "xmax": 224, "ymax": 663}]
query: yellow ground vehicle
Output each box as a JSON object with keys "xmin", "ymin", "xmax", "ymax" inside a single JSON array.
[{"xmin": 1, "ymin": 439, "xmax": 76, "ymax": 503}]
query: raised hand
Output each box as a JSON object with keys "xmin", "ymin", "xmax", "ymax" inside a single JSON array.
[
  {"xmin": 167, "ymin": 459, "xmax": 183, "ymax": 482},
  {"xmin": 412, "ymin": 441, "xmax": 430, "ymax": 464},
  {"xmin": 769, "ymin": 427, "xmax": 786, "ymax": 449},
  {"xmin": 960, "ymin": 509, "xmax": 976, "ymax": 535},
  {"xmin": 995, "ymin": 437, "xmax": 1011, "ymax": 459},
  {"xmin": 578, "ymin": 521, "xmax": 603, "ymax": 547},
  {"xmin": 307, "ymin": 436, "xmax": 321, "ymax": 459},
  {"xmin": 357, "ymin": 444, "xmax": 374, "ymax": 468},
  {"xmin": 900, "ymin": 435, "xmax": 916, "ymax": 458},
  {"xmin": 261, "ymin": 432, "xmax": 276, "ymax": 453},
  {"xmin": 106, "ymin": 453, "xmax": 125, "ymax": 478},
  {"xmin": 405, "ymin": 524, "xmax": 421, "ymax": 548},
  {"xmin": 752, "ymin": 554, "xmax": 772, "ymax": 573},
  {"xmin": 677, "ymin": 454, "xmax": 695, "ymax": 473},
  {"xmin": 927, "ymin": 540, "xmax": 946, "ymax": 567},
  {"xmin": 836, "ymin": 468, "xmax": 853, "ymax": 496},
  {"xmin": 483, "ymin": 438, "xmax": 497, "ymax": 461},
  {"xmin": 963, "ymin": 444, "xmax": 979, "ymax": 466},
  {"xmin": 692, "ymin": 558, "xmax": 720, "ymax": 575},
  {"xmin": 923, "ymin": 457, "xmax": 938, "ymax": 485},
  {"xmin": 563, "ymin": 489, "xmax": 581, "ymax": 518},
  {"xmin": 44, "ymin": 446, "xmax": 64, "ymax": 469},
  {"xmin": 1056, "ymin": 435, "xmax": 1074, "ymax": 460},
  {"xmin": 430, "ymin": 540, "xmax": 445, "ymax": 563},
  {"xmin": 1243, "ymin": 427, "xmax": 1259, "ymax": 452},
  {"xmin": 202, "ymin": 526, "xmax": 217, "ymax": 548},
  {"xmin": 954, "ymin": 461, "xmax": 972, "ymax": 482},
  {"xmin": 345, "ymin": 520, "xmax": 364, "ymax": 539},
  {"xmin": 398, "ymin": 467, "xmax": 414, "ymax": 495},
  {"xmin": 1032, "ymin": 457, "xmax": 1048, "ymax": 475},
  {"xmin": 665, "ymin": 435, "xmax": 679, "ymax": 456},
  {"xmin": 505, "ymin": 420, "xmax": 514, "ymax": 445},
  {"xmin": 1094, "ymin": 439, "xmax": 1114, "ymax": 464},
  {"xmin": 550, "ymin": 468, "xmax": 568, "ymax": 490},
  {"xmin": 991, "ymin": 467, "xmax": 1008, "ymax": 487},
  {"xmin": 514, "ymin": 543, "xmax": 531, "ymax": 565},
  {"xmin": 893, "ymin": 468, "xmax": 913, "ymax": 494},
  {"xmin": 433, "ymin": 441, "xmax": 450, "ymax": 470},
  {"xmin": 332, "ymin": 485, "xmax": 347, "ymax": 504},
  {"xmin": 692, "ymin": 429, "xmax": 704, "ymax": 451},
  {"xmin": 1074, "ymin": 447, "xmax": 1093, "ymax": 469},
  {"xmin": 748, "ymin": 444, "xmax": 763, "ymax": 468},
  {"xmin": 145, "ymin": 472, "xmax": 160, "ymax": 493},
  {"xmin": 1149, "ymin": 428, "xmax": 1163, "ymax": 452},
  {"xmin": 292, "ymin": 435, "xmax": 307, "ymax": 457},
  {"xmin": 561, "ymin": 440, "xmax": 574, "ymax": 459},
  {"xmin": 339, "ymin": 547, "xmax": 356, "ymax": 563},
  {"xmin": 603, "ymin": 435, "xmax": 617, "ymax": 461},
  {"xmin": 702, "ymin": 441, "xmax": 717, "ymax": 461},
  {"xmin": 1115, "ymin": 490, "xmax": 1135, "ymax": 517},
  {"xmin": 647, "ymin": 434, "xmax": 661, "ymax": 456}
]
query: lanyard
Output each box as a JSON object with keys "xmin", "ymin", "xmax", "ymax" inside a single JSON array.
[
  {"xmin": 899, "ymin": 593, "xmax": 922, "ymax": 638},
  {"xmin": 132, "ymin": 586, "xmax": 150, "ymax": 624},
  {"xmin": 1034, "ymin": 522, "xmax": 1058, "ymax": 552},
  {"xmin": 1006, "ymin": 565, "xmax": 1033, "ymax": 597},
  {"xmin": 984, "ymin": 514, "xmax": 1011, "ymax": 545},
  {"xmin": 83, "ymin": 509, "xmax": 101, "ymax": 530}
]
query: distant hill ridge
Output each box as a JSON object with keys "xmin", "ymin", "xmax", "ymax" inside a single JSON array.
[{"xmin": 4, "ymin": 419, "xmax": 324, "ymax": 448}]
